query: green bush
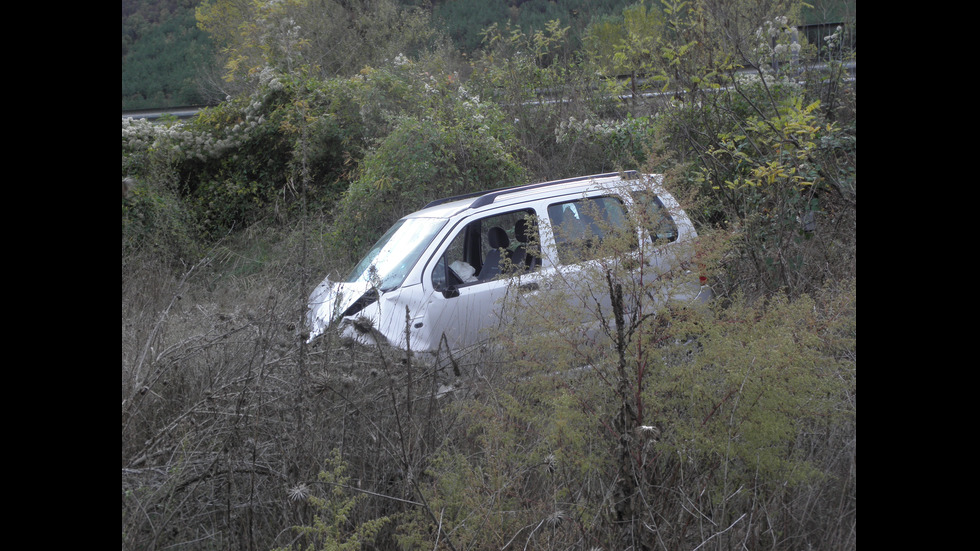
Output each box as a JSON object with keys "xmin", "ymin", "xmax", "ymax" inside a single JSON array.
[
  {"xmin": 122, "ymin": 178, "xmax": 200, "ymax": 263},
  {"xmin": 186, "ymin": 72, "xmax": 367, "ymax": 236},
  {"xmin": 427, "ymin": 224, "xmax": 856, "ymax": 548},
  {"xmin": 665, "ymin": 75, "xmax": 856, "ymax": 297},
  {"xmin": 329, "ymin": 61, "xmax": 526, "ymax": 263},
  {"xmin": 273, "ymin": 450, "xmax": 392, "ymax": 551},
  {"xmin": 124, "ymin": 70, "xmax": 371, "ymax": 241}
]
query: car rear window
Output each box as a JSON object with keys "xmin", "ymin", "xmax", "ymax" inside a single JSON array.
[
  {"xmin": 547, "ymin": 196, "xmax": 631, "ymax": 264},
  {"xmin": 632, "ymin": 191, "xmax": 678, "ymax": 243}
]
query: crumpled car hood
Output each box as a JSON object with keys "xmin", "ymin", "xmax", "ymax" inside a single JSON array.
[{"xmin": 306, "ymin": 278, "xmax": 375, "ymax": 342}]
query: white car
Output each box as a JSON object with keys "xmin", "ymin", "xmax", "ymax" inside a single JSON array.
[{"xmin": 307, "ymin": 171, "xmax": 712, "ymax": 352}]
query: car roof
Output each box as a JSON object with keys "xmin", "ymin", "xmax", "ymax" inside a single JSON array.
[{"xmin": 408, "ymin": 171, "xmax": 645, "ymax": 220}]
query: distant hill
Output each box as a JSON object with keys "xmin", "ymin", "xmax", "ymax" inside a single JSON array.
[
  {"xmin": 428, "ymin": 0, "xmax": 636, "ymax": 53},
  {"xmin": 122, "ymin": 0, "xmax": 215, "ymax": 109}
]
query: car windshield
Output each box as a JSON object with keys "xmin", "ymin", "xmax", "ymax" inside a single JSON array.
[{"xmin": 346, "ymin": 217, "xmax": 447, "ymax": 291}]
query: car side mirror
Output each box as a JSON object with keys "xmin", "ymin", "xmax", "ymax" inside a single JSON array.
[{"xmin": 442, "ymin": 286, "xmax": 460, "ymax": 299}]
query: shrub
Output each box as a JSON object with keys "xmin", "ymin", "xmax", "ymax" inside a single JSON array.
[
  {"xmin": 428, "ymin": 217, "xmax": 855, "ymax": 548},
  {"xmin": 123, "ymin": 69, "xmax": 370, "ymax": 240},
  {"xmin": 329, "ymin": 61, "xmax": 526, "ymax": 263},
  {"xmin": 466, "ymin": 19, "xmax": 630, "ymax": 179},
  {"xmin": 122, "ymin": 177, "xmax": 200, "ymax": 263},
  {"xmin": 273, "ymin": 450, "xmax": 392, "ymax": 551},
  {"xmin": 663, "ymin": 74, "xmax": 856, "ymax": 298}
]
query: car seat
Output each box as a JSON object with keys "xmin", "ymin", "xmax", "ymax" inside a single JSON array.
[{"xmin": 479, "ymin": 226, "xmax": 510, "ymax": 281}]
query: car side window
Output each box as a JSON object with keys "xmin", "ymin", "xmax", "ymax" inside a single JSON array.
[
  {"xmin": 547, "ymin": 196, "xmax": 631, "ymax": 264},
  {"xmin": 633, "ymin": 191, "xmax": 678, "ymax": 243},
  {"xmin": 431, "ymin": 209, "xmax": 540, "ymax": 291}
]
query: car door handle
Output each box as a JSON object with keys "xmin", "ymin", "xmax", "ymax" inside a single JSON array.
[{"xmin": 518, "ymin": 282, "xmax": 539, "ymax": 292}]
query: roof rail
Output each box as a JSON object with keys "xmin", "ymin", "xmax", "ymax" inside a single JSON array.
[
  {"xmin": 422, "ymin": 189, "xmax": 492, "ymax": 209},
  {"xmin": 423, "ymin": 171, "xmax": 638, "ymax": 210}
]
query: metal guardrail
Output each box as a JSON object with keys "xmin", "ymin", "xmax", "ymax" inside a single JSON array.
[
  {"xmin": 122, "ymin": 105, "xmax": 214, "ymax": 121},
  {"xmin": 123, "ymin": 59, "xmax": 853, "ymax": 121}
]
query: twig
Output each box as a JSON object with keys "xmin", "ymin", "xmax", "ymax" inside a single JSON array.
[
  {"xmin": 691, "ymin": 513, "xmax": 747, "ymax": 551},
  {"xmin": 316, "ymin": 479, "xmax": 422, "ymax": 507},
  {"xmin": 433, "ymin": 508, "xmax": 443, "ymax": 551}
]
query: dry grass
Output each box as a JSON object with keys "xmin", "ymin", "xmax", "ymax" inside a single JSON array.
[
  {"xmin": 122, "ymin": 222, "xmax": 482, "ymax": 548},
  {"xmin": 122, "ymin": 219, "xmax": 855, "ymax": 550}
]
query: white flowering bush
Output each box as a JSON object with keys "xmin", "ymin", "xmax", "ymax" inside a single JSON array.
[
  {"xmin": 122, "ymin": 68, "xmax": 282, "ymax": 169},
  {"xmin": 121, "ymin": 117, "xmax": 248, "ymax": 164},
  {"xmin": 751, "ymin": 16, "xmax": 804, "ymax": 70},
  {"xmin": 554, "ymin": 113, "xmax": 656, "ymax": 170},
  {"xmin": 122, "ymin": 93, "xmax": 276, "ymax": 239},
  {"xmin": 822, "ymin": 25, "xmax": 846, "ymax": 59},
  {"xmin": 123, "ymin": 68, "xmax": 371, "ymax": 239}
]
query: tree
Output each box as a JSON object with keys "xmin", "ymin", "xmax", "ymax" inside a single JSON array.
[
  {"xmin": 196, "ymin": 0, "xmax": 442, "ymax": 93},
  {"xmin": 330, "ymin": 58, "xmax": 526, "ymax": 262},
  {"xmin": 584, "ymin": 0, "xmax": 667, "ymax": 98}
]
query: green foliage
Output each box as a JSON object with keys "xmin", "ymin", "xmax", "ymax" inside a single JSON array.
[
  {"xmin": 555, "ymin": 113, "xmax": 658, "ymax": 171},
  {"xmin": 411, "ymin": 384, "xmax": 613, "ymax": 549},
  {"xmin": 122, "ymin": 177, "xmax": 201, "ymax": 263},
  {"xmin": 431, "ymin": 0, "xmax": 637, "ymax": 54},
  {"xmin": 124, "ymin": 69, "xmax": 370, "ymax": 240},
  {"xmin": 584, "ymin": 0, "xmax": 667, "ymax": 78},
  {"xmin": 273, "ymin": 450, "xmax": 391, "ymax": 551},
  {"xmin": 661, "ymin": 69, "xmax": 856, "ymax": 297},
  {"xmin": 330, "ymin": 60, "xmax": 526, "ymax": 262},
  {"xmin": 576, "ymin": 0, "xmax": 859, "ymax": 298},
  {"xmin": 655, "ymin": 288, "xmax": 854, "ymax": 478},
  {"xmin": 582, "ymin": 0, "xmax": 811, "ymax": 97},
  {"xmin": 467, "ymin": 18, "xmax": 632, "ymax": 178},
  {"xmin": 472, "ymin": 19, "xmax": 574, "ymax": 102},
  {"xmin": 124, "ymin": 51, "xmax": 529, "ymax": 248},
  {"xmin": 801, "ymin": 0, "xmax": 856, "ymax": 25},
  {"xmin": 196, "ymin": 0, "xmax": 442, "ymax": 87},
  {"xmin": 122, "ymin": 0, "xmax": 215, "ymax": 109}
]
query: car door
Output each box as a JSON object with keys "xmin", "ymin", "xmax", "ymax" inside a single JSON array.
[
  {"xmin": 418, "ymin": 207, "xmax": 544, "ymax": 351},
  {"xmin": 535, "ymin": 193, "xmax": 637, "ymax": 333},
  {"xmin": 628, "ymin": 188, "xmax": 703, "ymax": 303}
]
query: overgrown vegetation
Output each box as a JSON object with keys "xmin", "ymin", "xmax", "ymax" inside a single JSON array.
[
  {"xmin": 122, "ymin": 0, "xmax": 216, "ymax": 108},
  {"xmin": 123, "ymin": 0, "xmax": 855, "ymax": 548}
]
